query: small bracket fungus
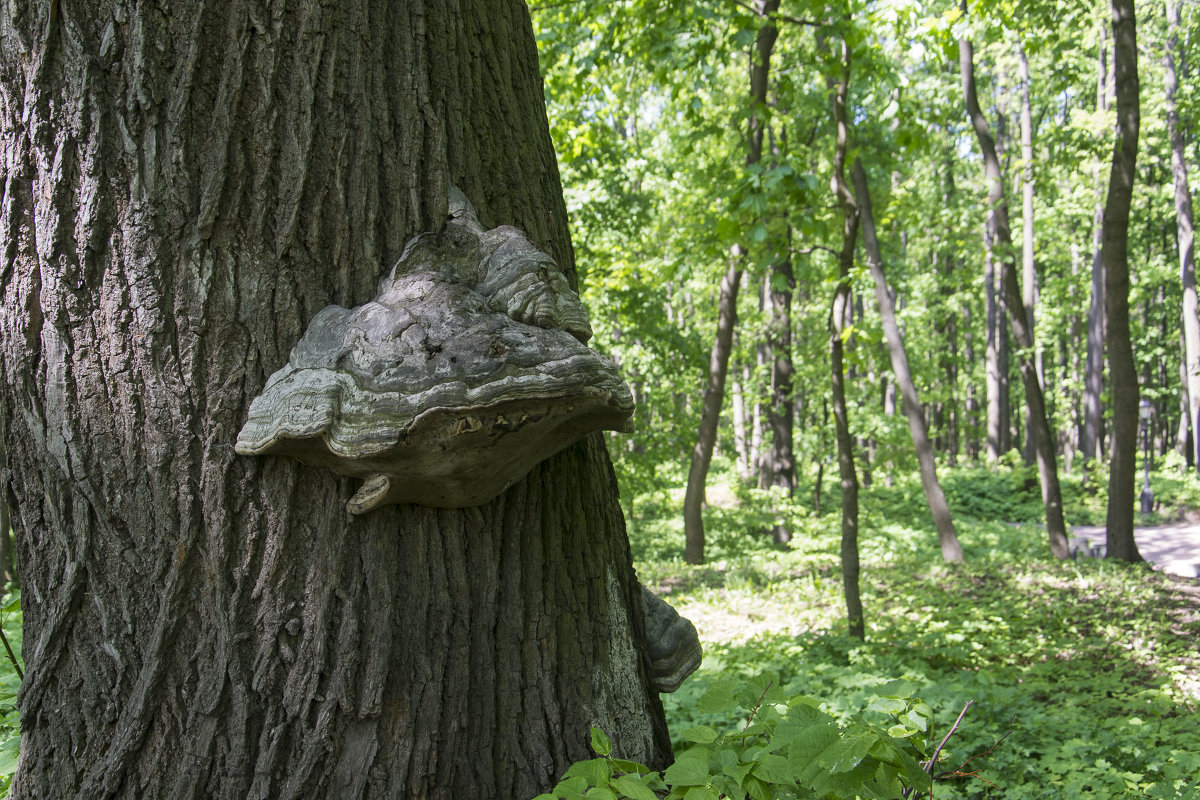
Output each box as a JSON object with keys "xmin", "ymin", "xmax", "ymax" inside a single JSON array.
[
  {"xmin": 235, "ymin": 187, "xmax": 634, "ymax": 512},
  {"xmin": 641, "ymin": 587, "xmax": 702, "ymax": 693}
]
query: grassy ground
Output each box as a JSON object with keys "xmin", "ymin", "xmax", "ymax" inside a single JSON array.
[{"xmin": 632, "ymin": 463, "xmax": 1200, "ymax": 798}]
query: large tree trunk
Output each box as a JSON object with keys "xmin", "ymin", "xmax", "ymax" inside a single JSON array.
[
  {"xmin": 684, "ymin": 257, "xmax": 743, "ymax": 563},
  {"xmin": 826, "ymin": 33, "xmax": 863, "ymax": 641},
  {"xmin": 960, "ymin": 34, "xmax": 1070, "ymax": 559},
  {"xmin": 853, "ymin": 160, "xmax": 962, "ymax": 563},
  {"xmin": 0, "ymin": 2, "xmax": 673, "ymax": 798},
  {"xmin": 1166, "ymin": 0, "xmax": 1200, "ymax": 474},
  {"xmin": 1103, "ymin": 0, "xmax": 1144, "ymax": 562},
  {"xmin": 683, "ymin": 0, "xmax": 778, "ymax": 564}
]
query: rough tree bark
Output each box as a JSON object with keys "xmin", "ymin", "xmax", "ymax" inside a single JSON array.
[
  {"xmin": 0, "ymin": 2, "xmax": 673, "ymax": 798},
  {"xmin": 683, "ymin": 0, "xmax": 778, "ymax": 564},
  {"xmin": 1102, "ymin": 0, "xmax": 1144, "ymax": 562},
  {"xmin": 826, "ymin": 33, "xmax": 863, "ymax": 641},
  {"xmin": 1166, "ymin": 0, "xmax": 1200, "ymax": 474},
  {"xmin": 852, "ymin": 160, "xmax": 963, "ymax": 563},
  {"xmin": 960, "ymin": 33, "xmax": 1070, "ymax": 559}
]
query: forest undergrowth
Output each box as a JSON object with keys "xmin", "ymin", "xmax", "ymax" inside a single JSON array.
[
  {"xmin": 625, "ymin": 460, "xmax": 1200, "ymax": 798},
  {"xmin": 1, "ymin": 464, "xmax": 1199, "ymax": 797}
]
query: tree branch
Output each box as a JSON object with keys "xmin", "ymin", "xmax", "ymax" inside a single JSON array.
[
  {"xmin": 728, "ymin": 0, "xmax": 821, "ymax": 27},
  {"xmin": 793, "ymin": 244, "xmax": 841, "ymax": 258},
  {"xmin": 927, "ymin": 701, "xmax": 973, "ymax": 777}
]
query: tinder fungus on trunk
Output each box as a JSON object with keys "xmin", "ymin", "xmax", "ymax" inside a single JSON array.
[{"xmin": 235, "ymin": 188, "xmax": 634, "ymax": 512}]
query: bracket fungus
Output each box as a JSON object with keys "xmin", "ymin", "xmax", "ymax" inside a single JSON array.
[
  {"xmin": 235, "ymin": 188, "xmax": 634, "ymax": 512},
  {"xmin": 641, "ymin": 587, "xmax": 702, "ymax": 693}
]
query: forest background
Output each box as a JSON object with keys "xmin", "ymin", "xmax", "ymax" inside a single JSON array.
[{"xmin": 525, "ymin": 0, "xmax": 1200, "ymax": 796}]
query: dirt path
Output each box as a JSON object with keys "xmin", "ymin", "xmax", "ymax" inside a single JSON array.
[{"xmin": 1071, "ymin": 522, "xmax": 1200, "ymax": 577}]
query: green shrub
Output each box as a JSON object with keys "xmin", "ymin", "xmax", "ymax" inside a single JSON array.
[{"xmin": 533, "ymin": 680, "xmax": 939, "ymax": 799}]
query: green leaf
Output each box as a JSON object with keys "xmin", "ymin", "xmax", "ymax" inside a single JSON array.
[
  {"xmin": 750, "ymin": 754, "xmax": 793, "ymax": 784},
  {"xmin": 585, "ymin": 787, "xmax": 617, "ymax": 800},
  {"xmin": 591, "ymin": 727, "xmax": 613, "ymax": 757},
  {"xmin": 867, "ymin": 739, "xmax": 905, "ymax": 768},
  {"xmin": 720, "ymin": 759, "xmax": 752, "ymax": 784},
  {"xmin": 663, "ymin": 755, "xmax": 710, "ymax": 787},
  {"xmin": 787, "ymin": 721, "xmax": 840, "ymax": 762},
  {"xmin": 610, "ymin": 759, "xmax": 651, "ymax": 775},
  {"xmin": 567, "ymin": 758, "xmax": 613, "ymax": 786},
  {"xmin": 901, "ymin": 750, "xmax": 933, "ymax": 791},
  {"xmin": 904, "ymin": 708, "xmax": 929, "ymax": 732},
  {"xmin": 818, "ymin": 732, "xmax": 878, "ymax": 774},
  {"xmin": 878, "ymin": 680, "xmax": 917, "ymax": 699},
  {"xmin": 742, "ymin": 774, "xmax": 772, "ymax": 800},
  {"xmin": 866, "ymin": 697, "xmax": 907, "ymax": 715},
  {"xmin": 679, "ymin": 725, "xmax": 718, "ymax": 744},
  {"xmin": 611, "ymin": 774, "xmax": 660, "ymax": 800},
  {"xmin": 555, "ymin": 775, "xmax": 591, "ymax": 800},
  {"xmin": 1, "ymin": 599, "xmax": 18, "ymax": 615}
]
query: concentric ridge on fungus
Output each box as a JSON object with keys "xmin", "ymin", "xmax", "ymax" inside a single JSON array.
[{"xmin": 235, "ymin": 188, "xmax": 634, "ymax": 512}]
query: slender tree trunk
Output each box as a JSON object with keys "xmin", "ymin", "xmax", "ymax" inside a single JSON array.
[
  {"xmin": 934, "ymin": 207, "xmax": 960, "ymax": 466},
  {"xmin": 984, "ymin": 224, "xmax": 1011, "ymax": 461},
  {"xmin": 1179, "ymin": 334, "xmax": 1194, "ymax": 467},
  {"xmin": 1065, "ymin": 242, "xmax": 1083, "ymax": 472},
  {"xmin": 1103, "ymin": 0, "xmax": 1144, "ymax": 562},
  {"xmin": 826, "ymin": 33, "xmax": 863, "ymax": 640},
  {"xmin": 0, "ymin": 2, "xmax": 673, "ymax": 798},
  {"xmin": 1166, "ymin": 0, "xmax": 1200, "ymax": 473},
  {"xmin": 757, "ymin": 276, "xmax": 772, "ymax": 491},
  {"xmin": 762, "ymin": 121, "xmax": 796, "ymax": 543},
  {"xmin": 853, "ymin": 160, "xmax": 963, "ymax": 563},
  {"xmin": 814, "ymin": 398, "xmax": 829, "ymax": 517},
  {"xmin": 964, "ymin": 289, "xmax": 982, "ymax": 461},
  {"xmin": 1083, "ymin": 27, "xmax": 1111, "ymax": 464},
  {"xmin": 746, "ymin": 363, "xmax": 763, "ymax": 477},
  {"xmin": 682, "ymin": 0, "xmax": 778, "ymax": 564},
  {"xmin": 1085, "ymin": 207, "xmax": 1107, "ymax": 462},
  {"xmin": 764, "ymin": 243, "xmax": 796, "ymax": 544},
  {"xmin": 1018, "ymin": 44, "xmax": 1044, "ymax": 466},
  {"xmin": 731, "ymin": 359, "xmax": 754, "ymax": 482},
  {"xmin": 961, "ymin": 33, "xmax": 1070, "ymax": 559},
  {"xmin": 684, "ymin": 257, "xmax": 743, "ymax": 563},
  {"xmin": 751, "ymin": 353, "xmax": 765, "ymax": 482},
  {"xmin": 882, "ymin": 373, "xmax": 896, "ymax": 488}
]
